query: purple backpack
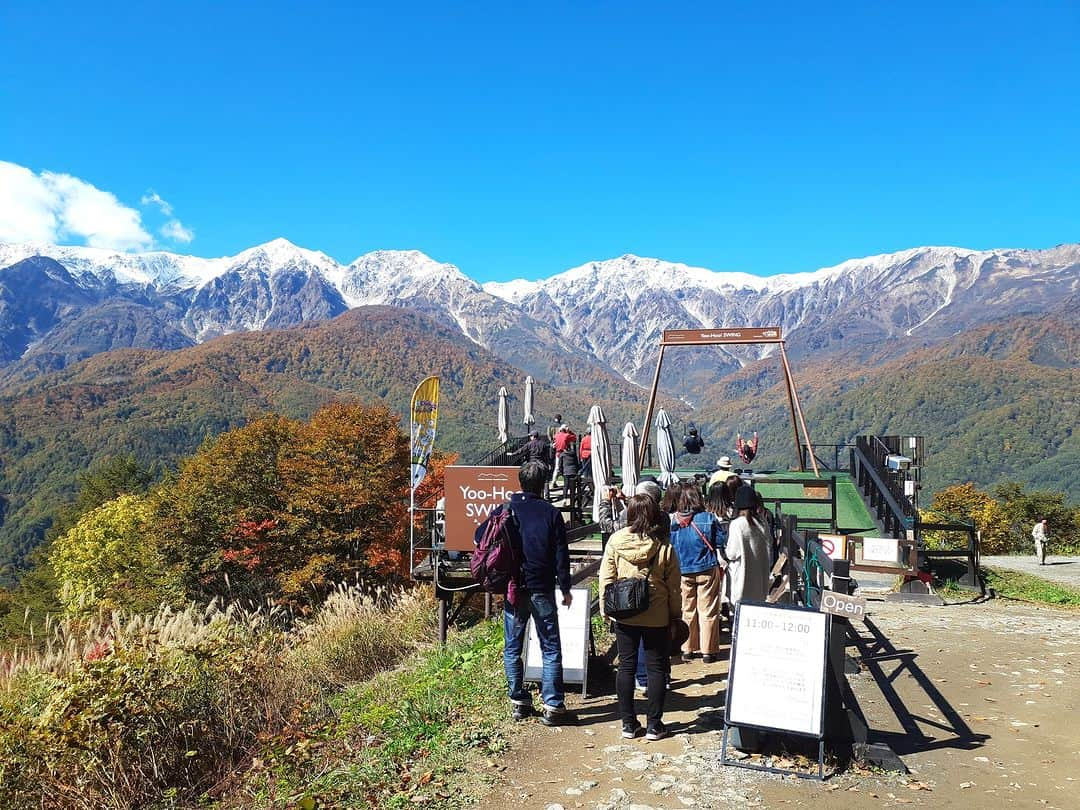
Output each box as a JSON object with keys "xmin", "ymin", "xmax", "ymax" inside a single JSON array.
[{"xmin": 471, "ymin": 504, "xmax": 522, "ymax": 594}]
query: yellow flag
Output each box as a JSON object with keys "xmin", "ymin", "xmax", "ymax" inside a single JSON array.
[{"xmin": 410, "ymin": 376, "xmax": 440, "ymax": 490}]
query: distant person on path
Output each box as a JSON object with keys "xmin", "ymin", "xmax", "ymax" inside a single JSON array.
[
  {"xmin": 725, "ymin": 486, "xmax": 772, "ymax": 606},
  {"xmin": 682, "ymin": 423, "xmax": 705, "ymax": 455},
  {"xmin": 599, "ymin": 494, "xmax": 682, "ymax": 742},
  {"xmin": 500, "ymin": 461, "xmax": 576, "ymax": 725},
  {"xmin": 1032, "ymin": 518, "xmax": 1048, "ymax": 565},
  {"xmin": 736, "ymin": 432, "xmax": 758, "ymax": 464},
  {"xmin": 669, "ymin": 483, "xmax": 725, "ymax": 663}
]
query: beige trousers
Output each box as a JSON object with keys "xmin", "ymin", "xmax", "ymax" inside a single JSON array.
[{"xmin": 681, "ymin": 567, "xmax": 721, "ymax": 655}]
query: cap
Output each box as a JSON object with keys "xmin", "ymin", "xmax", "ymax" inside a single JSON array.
[{"xmin": 560, "ymin": 423, "xmax": 569, "ymax": 431}]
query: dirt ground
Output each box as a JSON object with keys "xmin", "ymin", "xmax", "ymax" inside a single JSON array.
[{"xmin": 487, "ymin": 596, "xmax": 1079, "ymax": 810}]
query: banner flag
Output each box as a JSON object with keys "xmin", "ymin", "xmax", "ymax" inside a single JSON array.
[{"xmin": 410, "ymin": 376, "xmax": 440, "ymax": 490}]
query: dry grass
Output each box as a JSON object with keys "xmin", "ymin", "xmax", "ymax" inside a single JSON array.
[{"xmin": 0, "ymin": 583, "xmax": 437, "ymax": 809}]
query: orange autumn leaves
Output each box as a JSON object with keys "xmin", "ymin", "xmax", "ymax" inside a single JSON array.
[{"xmin": 152, "ymin": 401, "xmax": 453, "ymax": 610}]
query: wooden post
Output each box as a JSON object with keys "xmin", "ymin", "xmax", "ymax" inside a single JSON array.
[
  {"xmin": 780, "ymin": 342, "xmax": 820, "ymax": 477},
  {"xmin": 779, "ymin": 343, "xmax": 803, "ymax": 471},
  {"xmin": 484, "ymin": 592, "xmax": 492, "ymax": 619},
  {"xmin": 437, "ymin": 589, "xmax": 449, "ymax": 645},
  {"xmin": 638, "ymin": 344, "xmax": 666, "ymax": 469}
]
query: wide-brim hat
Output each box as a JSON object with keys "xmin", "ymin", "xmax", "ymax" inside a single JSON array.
[
  {"xmin": 717, "ymin": 456, "xmax": 732, "ymax": 469},
  {"xmin": 669, "ymin": 618, "xmax": 690, "ymax": 649}
]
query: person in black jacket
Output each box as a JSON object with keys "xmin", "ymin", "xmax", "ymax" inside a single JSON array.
[
  {"xmin": 503, "ymin": 461, "xmax": 575, "ymax": 725},
  {"xmin": 557, "ymin": 440, "xmax": 582, "ymax": 518},
  {"xmin": 511, "ymin": 431, "xmax": 551, "ymax": 471},
  {"xmin": 683, "ymin": 423, "xmax": 705, "ymax": 455}
]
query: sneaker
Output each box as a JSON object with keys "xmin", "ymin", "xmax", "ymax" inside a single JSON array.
[
  {"xmin": 511, "ymin": 704, "xmax": 534, "ymax": 721},
  {"xmin": 635, "ymin": 682, "xmax": 648, "ymax": 694},
  {"xmin": 702, "ymin": 653, "xmax": 717, "ymax": 664},
  {"xmin": 621, "ymin": 721, "xmax": 644, "ymax": 739},
  {"xmin": 683, "ymin": 651, "xmax": 701, "ymax": 660},
  {"xmin": 645, "ymin": 722, "xmax": 669, "ymax": 742},
  {"xmin": 539, "ymin": 708, "xmax": 577, "ymax": 727}
]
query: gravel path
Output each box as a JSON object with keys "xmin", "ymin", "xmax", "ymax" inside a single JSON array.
[
  {"xmin": 981, "ymin": 555, "xmax": 1080, "ymax": 588},
  {"xmin": 491, "ymin": 597, "xmax": 1080, "ymax": 809}
]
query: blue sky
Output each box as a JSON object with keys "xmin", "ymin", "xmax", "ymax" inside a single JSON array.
[{"xmin": 1, "ymin": 1, "xmax": 1078, "ymax": 281}]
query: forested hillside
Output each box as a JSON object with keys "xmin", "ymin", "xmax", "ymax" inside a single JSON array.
[
  {"xmin": 0, "ymin": 306, "xmax": 675, "ymax": 576},
  {"xmin": 696, "ymin": 315, "xmax": 1079, "ymax": 499}
]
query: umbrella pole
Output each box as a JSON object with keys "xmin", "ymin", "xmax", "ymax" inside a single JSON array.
[{"xmin": 638, "ymin": 345, "xmax": 666, "ymax": 469}]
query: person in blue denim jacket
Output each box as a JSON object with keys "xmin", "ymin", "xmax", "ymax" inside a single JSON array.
[{"xmin": 668, "ymin": 483, "xmax": 725, "ymax": 663}]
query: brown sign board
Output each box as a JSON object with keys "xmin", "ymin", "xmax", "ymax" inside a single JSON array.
[
  {"xmin": 662, "ymin": 327, "xmax": 782, "ymax": 346},
  {"xmin": 443, "ymin": 466, "xmax": 518, "ymax": 552},
  {"xmin": 818, "ymin": 591, "xmax": 867, "ymax": 621}
]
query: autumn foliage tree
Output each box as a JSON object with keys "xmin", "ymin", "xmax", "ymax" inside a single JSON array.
[{"xmin": 153, "ymin": 402, "xmax": 411, "ymax": 609}]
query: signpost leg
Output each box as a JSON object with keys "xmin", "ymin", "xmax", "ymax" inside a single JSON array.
[{"xmin": 437, "ymin": 589, "xmax": 449, "ymax": 645}]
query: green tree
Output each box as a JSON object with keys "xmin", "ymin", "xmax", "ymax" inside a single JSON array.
[
  {"xmin": 50, "ymin": 494, "xmax": 180, "ymax": 615},
  {"xmin": 994, "ymin": 482, "xmax": 1080, "ymax": 554},
  {"xmin": 925, "ymin": 482, "xmax": 1013, "ymax": 554}
]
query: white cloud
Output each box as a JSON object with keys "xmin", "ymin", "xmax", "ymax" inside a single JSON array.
[
  {"xmin": 0, "ymin": 161, "xmax": 194, "ymax": 251},
  {"xmin": 141, "ymin": 190, "xmax": 174, "ymax": 217},
  {"xmin": 160, "ymin": 219, "xmax": 195, "ymax": 243}
]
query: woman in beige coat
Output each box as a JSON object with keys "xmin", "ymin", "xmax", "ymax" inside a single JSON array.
[{"xmin": 599, "ymin": 494, "xmax": 682, "ymax": 741}]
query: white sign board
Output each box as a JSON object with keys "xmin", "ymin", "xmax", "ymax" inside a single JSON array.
[
  {"xmin": 524, "ymin": 588, "xmax": 590, "ymax": 693},
  {"xmin": 862, "ymin": 537, "xmax": 900, "ymax": 563},
  {"xmin": 726, "ymin": 603, "xmax": 828, "ymax": 738}
]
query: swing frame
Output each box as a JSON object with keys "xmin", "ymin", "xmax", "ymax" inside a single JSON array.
[{"xmin": 637, "ymin": 327, "xmax": 820, "ymax": 477}]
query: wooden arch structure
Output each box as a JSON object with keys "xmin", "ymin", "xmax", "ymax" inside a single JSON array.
[{"xmin": 637, "ymin": 327, "xmax": 820, "ymax": 477}]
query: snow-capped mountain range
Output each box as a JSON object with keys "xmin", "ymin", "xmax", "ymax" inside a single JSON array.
[{"xmin": 0, "ymin": 238, "xmax": 1077, "ymax": 391}]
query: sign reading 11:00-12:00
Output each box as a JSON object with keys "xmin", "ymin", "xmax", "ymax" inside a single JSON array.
[{"xmin": 741, "ymin": 616, "xmax": 813, "ymax": 634}]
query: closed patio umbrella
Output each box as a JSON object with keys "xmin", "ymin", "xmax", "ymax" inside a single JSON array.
[
  {"xmin": 497, "ymin": 386, "xmax": 509, "ymax": 445},
  {"xmin": 655, "ymin": 408, "xmax": 679, "ymax": 488},
  {"xmin": 588, "ymin": 405, "xmax": 613, "ymax": 523},
  {"xmin": 523, "ymin": 376, "xmax": 535, "ymax": 426},
  {"xmin": 620, "ymin": 421, "xmax": 639, "ymax": 498}
]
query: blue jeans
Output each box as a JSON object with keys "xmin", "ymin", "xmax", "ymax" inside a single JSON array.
[{"xmin": 504, "ymin": 591, "xmax": 565, "ymax": 711}]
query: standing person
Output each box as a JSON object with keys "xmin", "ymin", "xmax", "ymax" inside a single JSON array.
[
  {"xmin": 725, "ymin": 486, "xmax": 772, "ymax": 606},
  {"xmin": 579, "ymin": 432, "xmax": 592, "ymax": 464},
  {"xmin": 551, "ymin": 424, "xmax": 577, "ymax": 485},
  {"xmin": 707, "ymin": 456, "xmax": 735, "ymax": 489},
  {"xmin": 511, "ymin": 431, "xmax": 550, "ymax": 470},
  {"xmin": 548, "ymin": 413, "xmax": 563, "ymax": 442},
  {"xmin": 1032, "ymin": 518, "xmax": 1049, "ymax": 565},
  {"xmin": 599, "ymin": 494, "xmax": 682, "ymax": 741},
  {"xmin": 670, "ymin": 484, "xmax": 725, "ymax": 663},
  {"xmin": 557, "ymin": 440, "xmax": 581, "ymax": 516},
  {"xmin": 500, "ymin": 461, "xmax": 576, "ymax": 725}
]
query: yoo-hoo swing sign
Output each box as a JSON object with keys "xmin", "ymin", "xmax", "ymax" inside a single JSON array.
[{"xmin": 443, "ymin": 466, "xmax": 518, "ymax": 552}]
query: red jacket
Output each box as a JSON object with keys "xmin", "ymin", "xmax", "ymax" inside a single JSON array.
[
  {"xmin": 579, "ymin": 434, "xmax": 592, "ymax": 461},
  {"xmin": 554, "ymin": 430, "xmax": 577, "ymax": 454}
]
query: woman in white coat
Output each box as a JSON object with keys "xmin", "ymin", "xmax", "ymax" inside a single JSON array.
[{"xmin": 724, "ymin": 486, "xmax": 771, "ymax": 606}]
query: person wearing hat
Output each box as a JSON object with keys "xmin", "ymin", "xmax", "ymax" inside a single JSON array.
[
  {"xmin": 707, "ymin": 456, "xmax": 734, "ymax": 489},
  {"xmin": 724, "ymin": 486, "xmax": 772, "ymax": 606},
  {"xmin": 599, "ymin": 494, "xmax": 682, "ymax": 742}
]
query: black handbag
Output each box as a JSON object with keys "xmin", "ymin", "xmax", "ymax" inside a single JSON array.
[{"xmin": 603, "ymin": 550, "xmax": 658, "ymax": 620}]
